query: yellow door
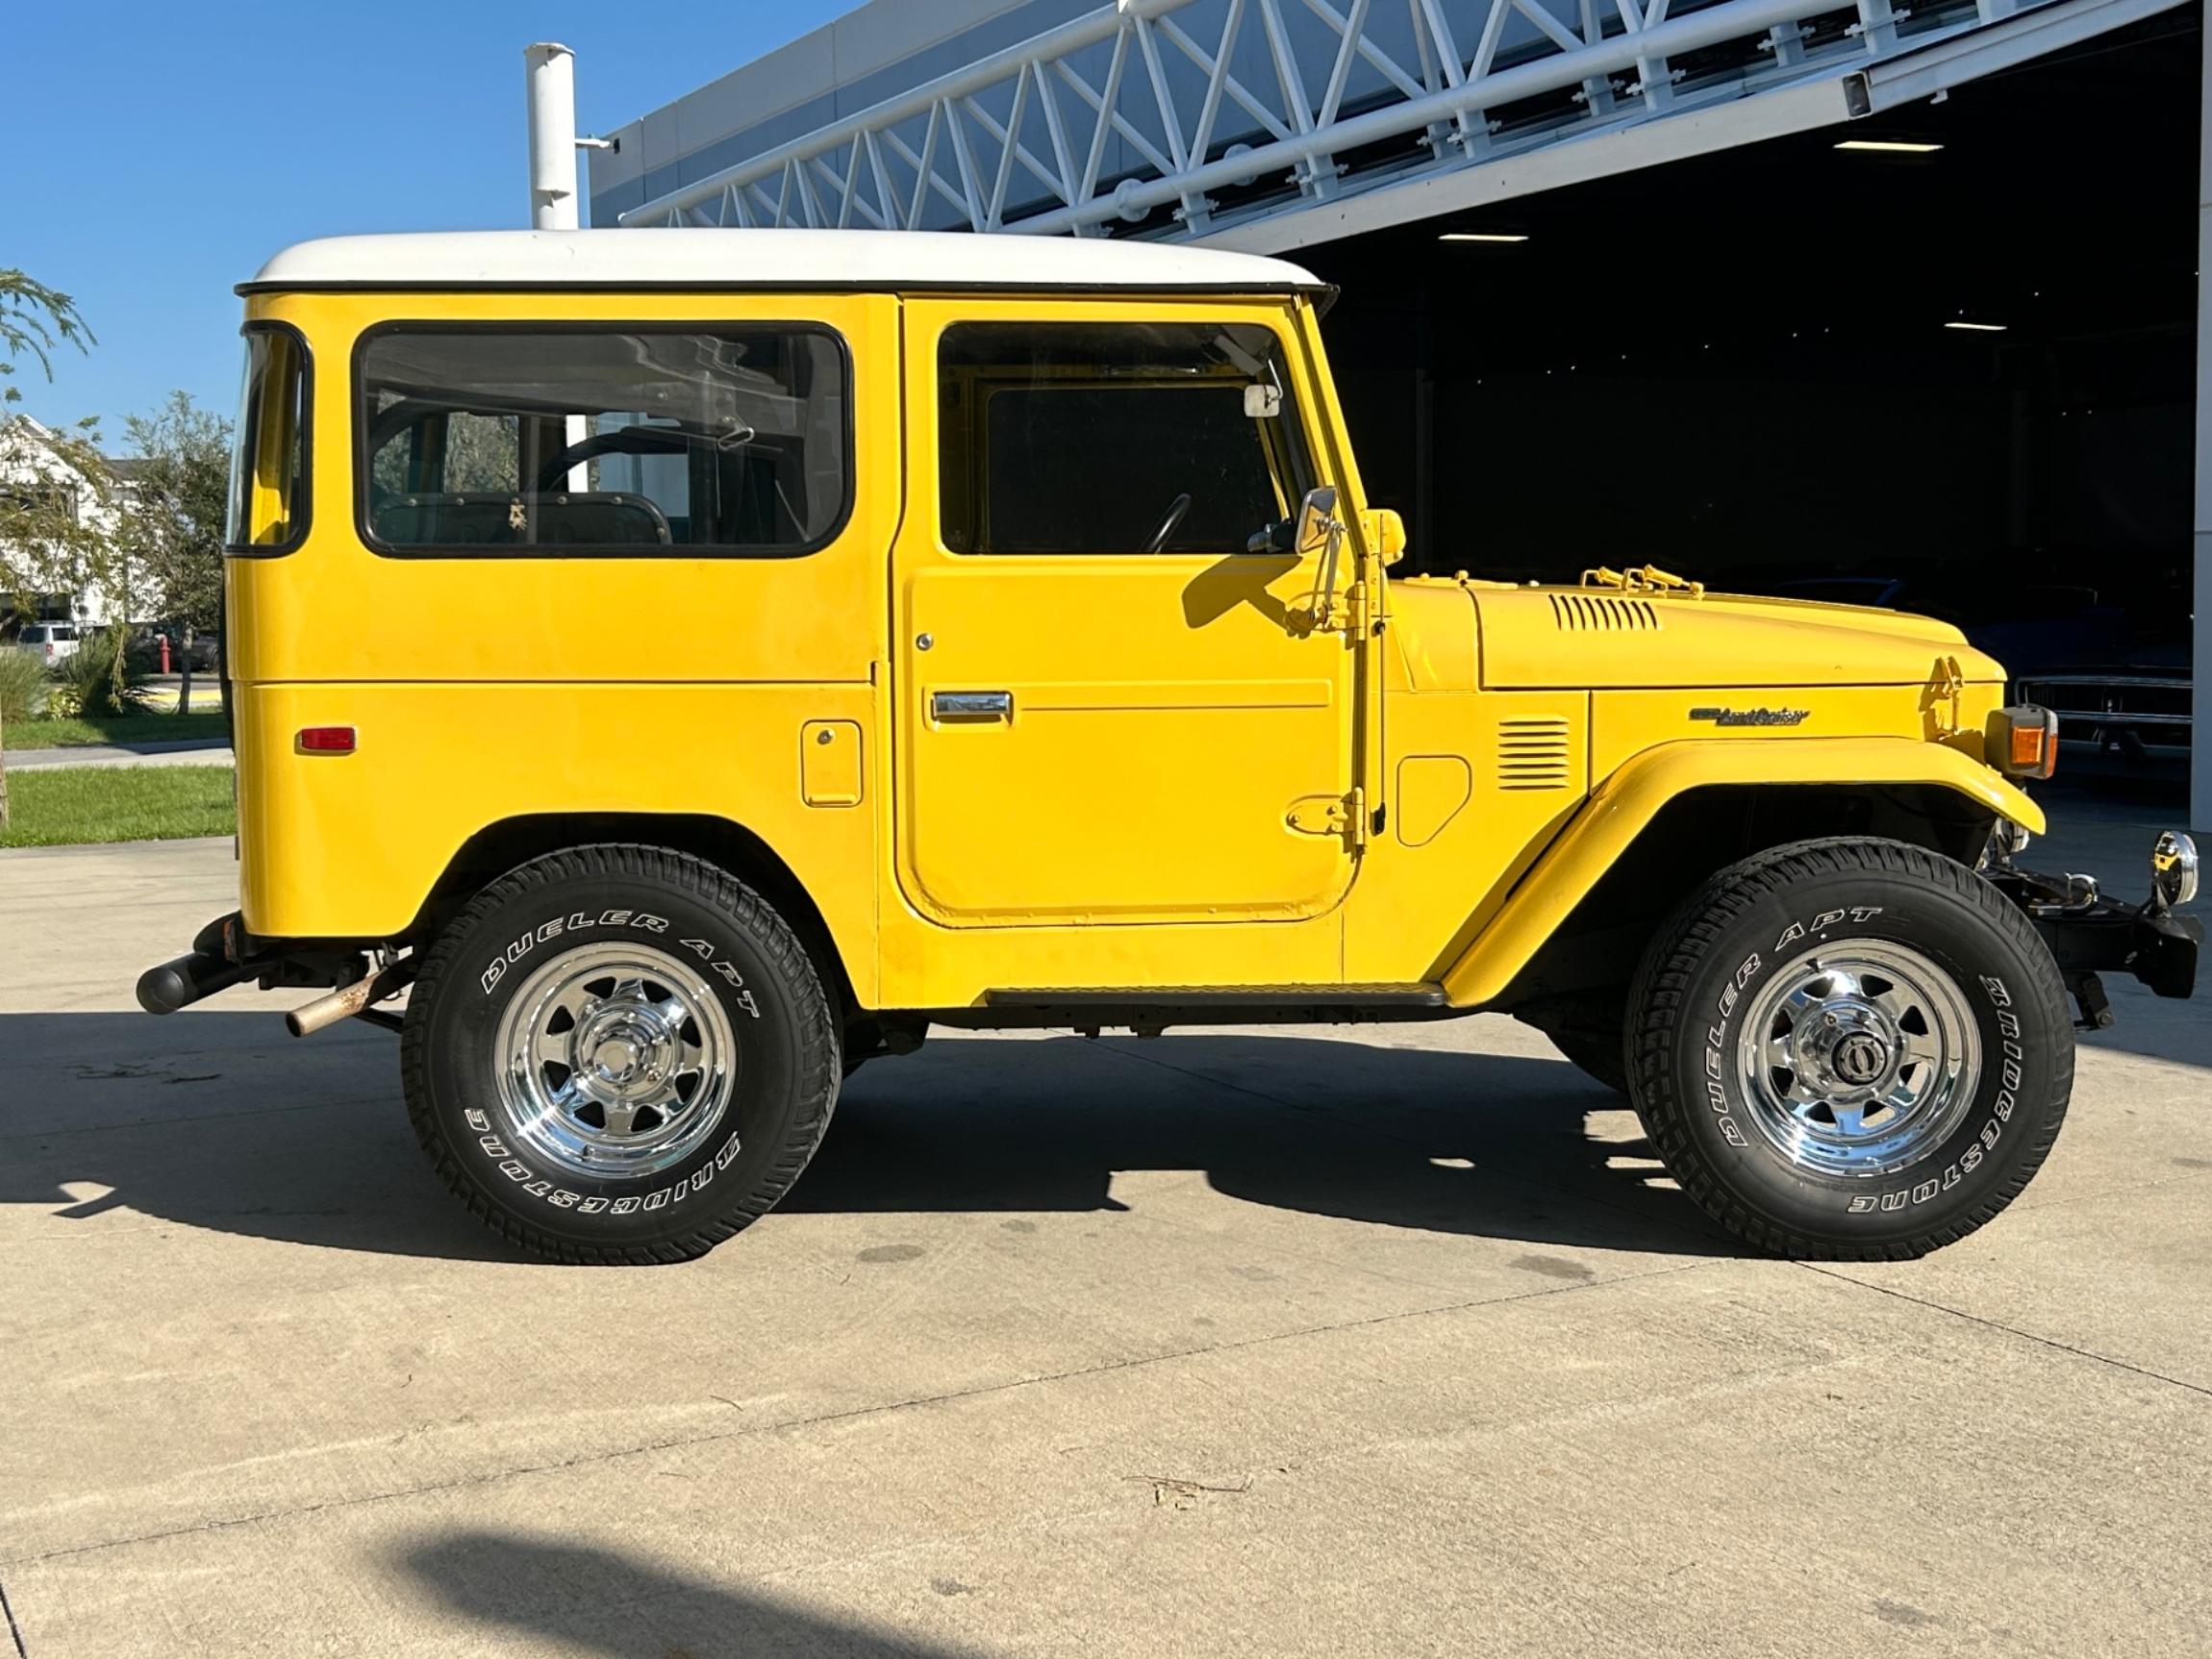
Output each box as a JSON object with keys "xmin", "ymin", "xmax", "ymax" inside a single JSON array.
[{"xmin": 893, "ymin": 298, "xmax": 1362, "ymax": 928}]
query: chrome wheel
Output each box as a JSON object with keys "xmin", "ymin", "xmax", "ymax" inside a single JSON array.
[
  {"xmin": 1736, "ymin": 941, "xmax": 1980, "ymax": 1178},
  {"xmin": 494, "ymin": 943, "xmax": 738, "ymax": 1181}
]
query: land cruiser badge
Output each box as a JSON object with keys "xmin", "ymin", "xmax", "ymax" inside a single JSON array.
[{"xmin": 1690, "ymin": 706, "xmax": 1810, "ymax": 727}]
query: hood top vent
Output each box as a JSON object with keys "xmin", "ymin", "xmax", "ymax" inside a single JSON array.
[{"xmin": 1549, "ymin": 594, "xmax": 1660, "ymax": 633}]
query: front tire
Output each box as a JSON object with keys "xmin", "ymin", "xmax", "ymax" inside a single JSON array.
[
  {"xmin": 1628, "ymin": 838, "xmax": 2073, "ymax": 1260},
  {"xmin": 403, "ymin": 844, "xmax": 840, "ymax": 1264}
]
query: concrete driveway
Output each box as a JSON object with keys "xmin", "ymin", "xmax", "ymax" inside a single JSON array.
[{"xmin": 2, "ymin": 802, "xmax": 2207, "ymax": 1657}]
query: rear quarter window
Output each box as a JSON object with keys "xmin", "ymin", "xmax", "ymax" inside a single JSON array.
[
  {"xmin": 226, "ymin": 323, "xmax": 312, "ymax": 554},
  {"xmin": 355, "ymin": 324, "xmax": 852, "ymax": 559}
]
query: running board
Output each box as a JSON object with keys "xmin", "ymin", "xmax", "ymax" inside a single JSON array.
[{"xmin": 940, "ymin": 984, "xmax": 1454, "ymax": 1032}]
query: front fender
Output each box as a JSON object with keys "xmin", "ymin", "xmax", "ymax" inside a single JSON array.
[{"xmin": 1439, "ymin": 738, "xmax": 2044, "ymax": 1009}]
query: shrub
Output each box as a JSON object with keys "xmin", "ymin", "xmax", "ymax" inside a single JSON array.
[
  {"xmin": 0, "ymin": 648, "xmax": 45, "ymax": 726},
  {"xmin": 53, "ymin": 625, "xmax": 150, "ymax": 719}
]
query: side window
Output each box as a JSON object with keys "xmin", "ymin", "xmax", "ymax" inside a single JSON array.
[
  {"xmin": 226, "ymin": 324, "xmax": 311, "ymax": 553},
  {"xmin": 939, "ymin": 321, "xmax": 1312, "ymax": 555},
  {"xmin": 357, "ymin": 326, "xmax": 850, "ymax": 557}
]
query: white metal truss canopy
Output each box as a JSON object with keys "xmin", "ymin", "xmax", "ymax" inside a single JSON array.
[{"xmin": 615, "ymin": 0, "xmax": 2186, "ymax": 252}]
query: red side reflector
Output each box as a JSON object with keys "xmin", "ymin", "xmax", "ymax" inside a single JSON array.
[{"xmin": 296, "ymin": 726, "xmax": 356, "ymax": 754}]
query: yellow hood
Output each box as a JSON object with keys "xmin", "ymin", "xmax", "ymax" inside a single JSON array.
[{"xmin": 1463, "ymin": 585, "xmax": 2006, "ymax": 691}]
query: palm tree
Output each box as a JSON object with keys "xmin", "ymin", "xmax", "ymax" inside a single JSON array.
[
  {"xmin": 0, "ymin": 268, "xmax": 94, "ymax": 827},
  {"xmin": 1, "ymin": 270, "xmax": 92, "ymax": 391}
]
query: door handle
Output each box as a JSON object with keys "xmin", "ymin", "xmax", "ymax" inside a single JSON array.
[{"xmin": 931, "ymin": 691, "xmax": 1013, "ymax": 720}]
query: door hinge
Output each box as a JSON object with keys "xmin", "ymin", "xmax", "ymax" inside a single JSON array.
[{"xmin": 1286, "ymin": 787, "xmax": 1367, "ymax": 847}]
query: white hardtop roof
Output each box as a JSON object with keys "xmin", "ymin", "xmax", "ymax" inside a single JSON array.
[{"xmin": 245, "ymin": 230, "xmax": 1321, "ymax": 293}]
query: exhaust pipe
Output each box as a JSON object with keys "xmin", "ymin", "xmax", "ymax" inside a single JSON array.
[
  {"xmin": 288, "ymin": 962, "xmax": 415, "ymax": 1039},
  {"xmin": 137, "ymin": 951, "xmax": 261, "ymax": 1016}
]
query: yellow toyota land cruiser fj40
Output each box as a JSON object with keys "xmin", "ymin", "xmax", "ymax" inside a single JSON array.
[{"xmin": 141, "ymin": 230, "xmax": 2200, "ymax": 1265}]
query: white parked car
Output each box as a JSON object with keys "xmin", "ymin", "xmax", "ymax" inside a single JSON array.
[{"xmin": 13, "ymin": 621, "xmax": 81, "ymax": 663}]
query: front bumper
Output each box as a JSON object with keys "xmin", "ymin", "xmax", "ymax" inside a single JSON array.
[{"xmin": 1986, "ymin": 852, "xmax": 2201, "ymax": 1029}]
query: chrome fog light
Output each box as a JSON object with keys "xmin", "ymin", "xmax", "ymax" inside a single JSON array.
[{"xmin": 2152, "ymin": 831, "xmax": 2199, "ymax": 909}]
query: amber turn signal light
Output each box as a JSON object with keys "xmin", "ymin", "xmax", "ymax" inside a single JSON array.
[
  {"xmin": 1986, "ymin": 706, "xmax": 2057, "ymax": 780},
  {"xmin": 296, "ymin": 726, "xmax": 357, "ymax": 755}
]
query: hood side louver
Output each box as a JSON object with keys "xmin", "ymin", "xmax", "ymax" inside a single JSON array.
[
  {"xmin": 1549, "ymin": 594, "xmax": 1660, "ymax": 632},
  {"xmin": 1496, "ymin": 716, "xmax": 1572, "ymax": 791}
]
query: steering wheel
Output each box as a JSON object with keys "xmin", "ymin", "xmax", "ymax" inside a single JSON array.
[{"xmin": 1144, "ymin": 493, "xmax": 1194, "ymax": 554}]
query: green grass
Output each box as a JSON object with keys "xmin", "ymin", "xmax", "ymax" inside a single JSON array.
[
  {"xmin": 2, "ymin": 710, "xmax": 229, "ymax": 751},
  {"xmin": 0, "ymin": 766, "xmax": 237, "ymax": 848}
]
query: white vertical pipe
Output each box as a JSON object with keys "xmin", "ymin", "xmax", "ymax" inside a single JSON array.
[
  {"xmin": 525, "ymin": 42, "xmax": 581, "ymax": 231},
  {"xmin": 525, "ymin": 42, "xmax": 591, "ymax": 494},
  {"xmin": 2194, "ymin": 21, "xmax": 2211, "ymax": 831}
]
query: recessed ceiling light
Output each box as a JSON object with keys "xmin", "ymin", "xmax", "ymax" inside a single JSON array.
[
  {"xmin": 1944, "ymin": 320, "xmax": 2008, "ymax": 332},
  {"xmin": 1835, "ymin": 139, "xmax": 1944, "ymax": 154},
  {"xmin": 1439, "ymin": 232, "xmax": 1529, "ymax": 243}
]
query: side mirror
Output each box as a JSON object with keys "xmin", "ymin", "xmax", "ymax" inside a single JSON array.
[
  {"xmin": 1295, "ymin": 486, "xmax": 1347, "ymax": 617},
  {"xmin": 1243, "ymin": 487, "xmax": 1345, "ymax": 560},
  {"xmin": 1295, "ymin": 486, "xmax": 1340, "ymax": 556},
  {"xmin": 1359, "ymin": 508, "xmax": 1407, "ymax": 566}
]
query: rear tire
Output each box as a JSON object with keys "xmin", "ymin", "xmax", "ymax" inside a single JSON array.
[
  {"xmin": 402, "ymin": 844, "xmax": 840, "ymax": 1264},
  {"xmin": 1628, "ymin": 837, "xmax": 2072, "ymax": 1260}
]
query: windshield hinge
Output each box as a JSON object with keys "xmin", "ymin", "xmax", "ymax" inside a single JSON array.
[{"xmin": 1581, "ymin": 564, "xmax": 1705, "ymax": 599}]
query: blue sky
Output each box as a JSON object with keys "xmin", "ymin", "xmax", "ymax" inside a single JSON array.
[{"xmin": 5, "ymin": 1, "xmax": 848, "ymax": 447}]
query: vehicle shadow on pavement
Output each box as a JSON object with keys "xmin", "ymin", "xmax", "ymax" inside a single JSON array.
[
  {"xmin": 0, "ymin": 1016, "xmax": 1737, "ymax": 1261},
  {"xmin": 398, "ymin": 1531, "xmax": 960, "ymax": 1656},
  {"xmin": 799, "ymin": 1033, "xmax": 1737, "ymax": 1256}
]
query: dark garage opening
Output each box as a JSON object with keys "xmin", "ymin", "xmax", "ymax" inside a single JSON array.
[{"xmin": 1308, "ymin": 8, "xmax": 2198, "ymax": 725}]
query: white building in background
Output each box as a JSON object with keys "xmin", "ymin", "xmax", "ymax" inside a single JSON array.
[{"xmin": 0, "ymin": 415, "xmax": 149, "ymax": 630}]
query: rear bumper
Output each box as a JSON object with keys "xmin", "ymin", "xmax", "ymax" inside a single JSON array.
[{"xmin": 136, "ymin": 911, "xmax": 371, "ymax": 1017}]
